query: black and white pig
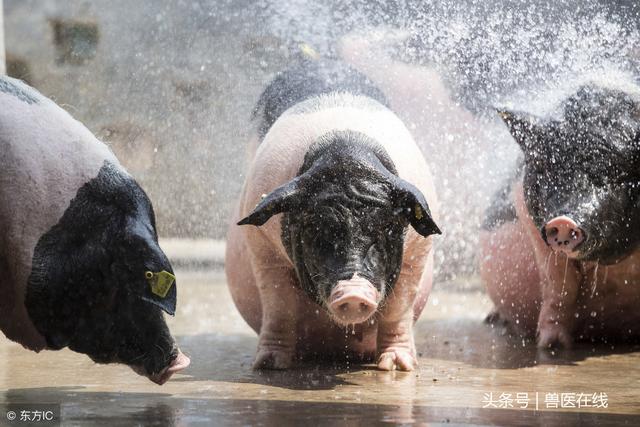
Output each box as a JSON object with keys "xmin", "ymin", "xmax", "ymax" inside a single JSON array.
[
  {"xmin": 226, "ymin": 59, "xmax": 441, "ymax": 371},
  {"xmin": 480, "ymin": 81, "xmax": 640, "ymax": 348},
  {"xmin": 0, "ymin": 76, "xmax": 189, "ymax": 384}
]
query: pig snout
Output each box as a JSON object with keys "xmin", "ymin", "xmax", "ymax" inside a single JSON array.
[
  {"xmin": 328, "ymin": 277, "xmax": 379, "ymax": 325},
  {"xmin": 131, "ymin": 348, "xmax": 191, "ymax": 385},
  {"xmin": 542, "ymin": 216, "xmax": 585, "ymax": 254}
]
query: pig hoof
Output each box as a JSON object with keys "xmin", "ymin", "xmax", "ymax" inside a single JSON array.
[
  {"xmin": 253, "ymin": 349, "xmax": 293, "ymax": 370},
  {"xmin": 377, "ymin": 349, "xmax": 417, "ymax": 371},
  {"xmin": 537, "ymin": 326, "xmax": 573, "ymax": 350}
]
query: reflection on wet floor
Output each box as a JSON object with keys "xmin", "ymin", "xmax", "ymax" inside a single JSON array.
[{"xmin": 2, "ymin": 270, "xmax": 639, "ymax": 426}]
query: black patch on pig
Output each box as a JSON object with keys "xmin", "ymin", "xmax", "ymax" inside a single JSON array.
[
  {"xmin": 0, "ymin": 76, "xmax": 39, "ymax": 104},
  {"xmin": 482, "ymin": 183, "xmax": 517, "ymax": 231},
  {"xmin": 481, "ymin": 161, "xmax": 523, "ymax": 231},
  {"xmin": 252, "ymin": 59, "xmax": 390, "ymax": 139},
  {"xmin": 280, "ymin": 131, "xmax": 408, "ymax": 304},
  {"xmin": 25, "ymin": 160, "xmax": 178, "ymax": 375},
  {"xmin": 500, "ymin": 84, "xmax": 640, "ymax": 263}
]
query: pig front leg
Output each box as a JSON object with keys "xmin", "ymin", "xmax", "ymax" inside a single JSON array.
[
  {"xmin": 534, "ymin": 248, "xmax": 581, "ymax": 349},
  {"xmin": 377, "ymin": 314, "xmax": 417, "ymax": 371},
  {"xmin": 513, "ymin": 182, "xmax": 580, "ymax": 348},
  {"xmin": 253, "ymin": 266, "xmax": 299, "ymax": 370},
  {"xmin": 376, "ymin": 248, "xmax": 432, "ymax": 371}
]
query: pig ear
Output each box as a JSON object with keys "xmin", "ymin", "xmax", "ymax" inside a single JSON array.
[
  {"xmin": 383, "ymin": 174, "xmax": 440, "ymax": 237},
  {"xmin": 497, "ymin": 109, "xmax": 546, "ymax": 152},
  {"xmin": 393, "ymin": 179, "xmax": 441, "ymax": 237},
  {"xmin": 237, "ymin": 178, "xmax": 304, "ymax": 226},
  {"xmin": 374, "ymin": 159, "xmax": 440, "ymax": 237}
]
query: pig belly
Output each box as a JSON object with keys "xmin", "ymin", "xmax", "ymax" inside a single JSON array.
[
  {"xmin": 480, "ymin": 221, "xmax": 542, "ymax": 335},
  {"xmin": 226, "ymin": 224, "xmax": 429, "ymax": 360}
]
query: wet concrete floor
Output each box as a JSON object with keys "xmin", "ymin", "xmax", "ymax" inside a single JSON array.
[{"xmin": 1, "ymin": 270, "xmax": 639, "ymax": 426}]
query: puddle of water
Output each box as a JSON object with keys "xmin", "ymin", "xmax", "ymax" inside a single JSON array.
[{"xmin": 1, "ymin": 270, "xmax": 639, "ymax": 425}]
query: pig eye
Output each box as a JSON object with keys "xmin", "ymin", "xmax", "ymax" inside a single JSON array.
[{"xmin": 365, "ymin": 242, "xmax": 385, "ymax": 264}]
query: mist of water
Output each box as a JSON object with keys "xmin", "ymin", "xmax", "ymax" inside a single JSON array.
[
  {"xmin": 264, "ymin": 0, "xmax": 639, "ymax": 281},
  {"xmin": 4, "ymin": 0, "xmax": 639, "ymax": 283}
]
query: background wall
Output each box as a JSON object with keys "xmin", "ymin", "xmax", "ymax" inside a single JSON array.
[
  {"xmin": 0, "ymin": 0, "xmax": 4, "ymax": 74},
  {"xmin": 4, "ymin": 0, "xmax": 290, "ymax": 238}
]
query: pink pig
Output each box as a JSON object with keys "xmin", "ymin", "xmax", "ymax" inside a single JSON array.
[{"xmin": 226, "ymin": 59, "xmax": 440, "ymax": 371}]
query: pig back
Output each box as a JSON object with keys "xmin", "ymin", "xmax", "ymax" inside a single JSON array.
[
  {"xmin": 241, "ymin": 93, "xmax": 438, "ymax": 260},
  {"xmin": 0, "ymin": 76, "xmax": 120, "ymax": 350}
]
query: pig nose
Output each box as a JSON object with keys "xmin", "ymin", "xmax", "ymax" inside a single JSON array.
[
  {"xmin": 542, "ymin": 216, "xmax": 585, "ymax": 254},
  {"xmin": 135, "ymin": 349, "xmax": 191, "ymax": 385},
  {"xmin": 328, "ymin": 279, "xmax": 379, "ymax": 325}
]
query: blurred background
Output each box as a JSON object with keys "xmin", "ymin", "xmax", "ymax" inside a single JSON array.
[{"xmin": 3, "ymin": 0, "xmax": 639, "ymax": 284}]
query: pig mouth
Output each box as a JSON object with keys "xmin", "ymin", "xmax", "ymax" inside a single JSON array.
[{"xmin": 130, "ymin": 348, "xmax": 191, "ymax": 385}]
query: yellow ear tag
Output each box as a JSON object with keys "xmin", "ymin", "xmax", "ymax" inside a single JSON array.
[
  {"xmin": 145, "ymin": 270, "xmax": 176, "ymax": 298},
  {"xmin": 414, "ymin": 204, "xmax": 424, "ymax": 220}
]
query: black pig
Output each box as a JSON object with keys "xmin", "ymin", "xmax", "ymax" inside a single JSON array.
[
  {"xmin": 481, "ymin": 82, "xmax": 640, "ymax": 348},
  {"xmin": 0, "ymin": 76, "xmax": 189, "ymax": 383}
]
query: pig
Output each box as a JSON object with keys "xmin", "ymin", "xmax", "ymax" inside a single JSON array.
[
  {"xmin": 225, "ymin": 58, "xmax": 441, "ymax": 371},
  {"xmin": 0, "ymin": 75, "xmax": 189, "ymax": 384},
  {"xmin": 480, "ymin": 81, "xmax": 640, "ymax": 348}
]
